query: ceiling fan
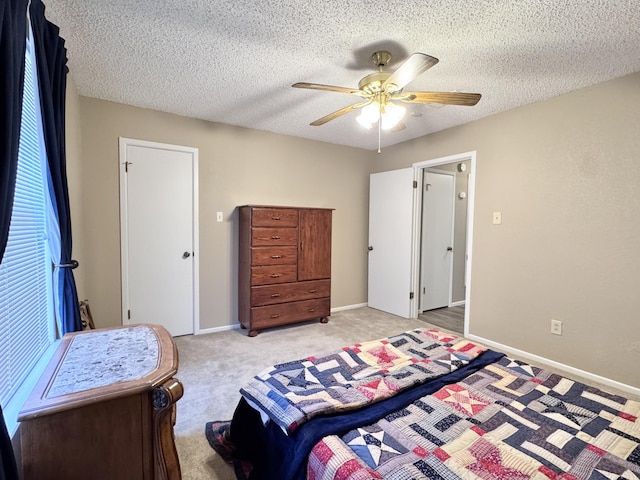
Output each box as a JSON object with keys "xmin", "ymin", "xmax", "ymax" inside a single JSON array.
[{"xmin": 292, "ymin": 50, "xmax": 481, "ymax": 151}]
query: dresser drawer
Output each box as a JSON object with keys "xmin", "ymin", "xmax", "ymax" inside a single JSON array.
[
  {"xmin": 252, "ymin": 208, "xmax": 298, "ymax": 227},
  {"xmin": 251, "ymin": 265, "xmax": 297, "ymax": 285},
  {"xmin": 251, "ymin": 246, "xmax": 297, "ymax": 266},
  {"xmin": 251, "ymin": 227, "xmax": 297, "ymax": 246},
  {"xmin": 251, "ymin": 298, "xmax": 330, "ymax": 328},
  {"xmin": 251, "ymin": 280, "xmax": 330, "ymax": 306}
]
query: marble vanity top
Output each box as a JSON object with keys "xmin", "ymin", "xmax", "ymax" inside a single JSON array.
[{"xmin": 47, "ymin": 325, "xmax": 159, "ymax": 398}]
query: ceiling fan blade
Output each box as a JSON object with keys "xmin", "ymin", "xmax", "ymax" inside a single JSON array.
[
  {"xmin": 309, "ymin": 101, "xmax": 370, "ymax": 126},
  {"xmin": 292, "ymin": 82, "xmax": 364, "ymax": 96},
  {"xmin": 383, "ymin": 53, "xmax": 439, "ymax": 91},
  {"xmin": 400, "ymin": 91, "xmax": 482, "ymax": 106}
]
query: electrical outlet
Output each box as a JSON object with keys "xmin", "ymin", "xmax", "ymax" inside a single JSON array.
[{"xmin": 550, "ymin": 319, "xmax": 562, "ymax": 336}]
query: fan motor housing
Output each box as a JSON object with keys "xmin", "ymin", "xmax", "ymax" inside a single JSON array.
[{"xmin": 358, "ymin": 72, "xmax": 400, "ymax": 95}]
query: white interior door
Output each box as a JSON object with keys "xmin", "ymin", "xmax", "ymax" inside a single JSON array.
[
  {"xmin": 368, "ymin": 168, "xmax": 414, "ymax": 318},
  {"xmin": 420, "ymin": 171, "xmax": 454, "ymax": 311},
  {"xmin": 120, "ymin": 138, "xmax": 198, "ymax": 336}
]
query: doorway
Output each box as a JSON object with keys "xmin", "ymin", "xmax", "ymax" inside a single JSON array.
[
  {"xmin": 410, "ymin": 151, "xmax": 475, "ymax": 336},
  {"xmin": 367, "ymin": 151, "xmax": 475, "ymax": 335},
  {"xmin": 119, "ymin": 138, "xmax": 199, "ymax": 336}
]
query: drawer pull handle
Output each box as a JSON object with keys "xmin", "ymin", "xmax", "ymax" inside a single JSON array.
[
  {"xmin": 270, "ymin": 294, "xmax": 281, "ymax": 298},
  {"xmin": 270, "ymin": 274, "xmax": 281, "ymax": 278},
  {"xmin": 270, "ymin": 314, "xmax": 280, "ymax": 318},
  {"xmin": 308, "ymin": 308, "xmax": 316, "ymax": 312},
  {"xmin": 272, "ymin": 216, "xmax": 281, "ymax": 220},
  {"xmin": 308, "ymin": 289, "xmax": 317, "ymax": 293},
  {"xmin": 271, "ymin": 255, "xmax": 282, "ymax": 259},
  {"xmin": 271, "ymin": 236, "xmax": 281, "ymax": 239}
]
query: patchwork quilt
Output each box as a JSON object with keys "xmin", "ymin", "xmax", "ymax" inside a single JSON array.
[
  {"xmin": 240, "ymin": 329, "xmax": 486, "ymax": 432},
  {"xmin": 212, "ymin": 328, "xmax": 640, "ymax": 480},
  {"xmin": 308, "ymin": 355, "xmax": 640, "ymax": 480}
]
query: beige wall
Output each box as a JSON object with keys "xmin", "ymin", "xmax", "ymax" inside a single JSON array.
[
  {"xmin": 374, "ymin": 72, "xmax": 640, "ymax": 388},
  {"xmin": 72, "ymin": 98, "xmax": 372, "ymax": 331}
]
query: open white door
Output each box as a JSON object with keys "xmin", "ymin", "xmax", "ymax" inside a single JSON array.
[{"xmin": 368, "ymin": 168, "xmax": 414, "ymax": 318}]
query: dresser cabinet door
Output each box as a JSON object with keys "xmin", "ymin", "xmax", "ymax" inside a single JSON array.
[{"xmin": 298, "ymin": 209, "xmax": 332, "ymax": 281}]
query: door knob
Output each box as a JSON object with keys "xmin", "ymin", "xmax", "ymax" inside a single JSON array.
[
  {"xmin": 368, "ymin": 246, "xmax": 374, "ymax": 251},
  {"xmin": 446, "ymin": 247, "xmax": 453, "ymax": 252},
  {"xmin": 182, "ymin": 251, "xmax": 191, "ymax": 259}
]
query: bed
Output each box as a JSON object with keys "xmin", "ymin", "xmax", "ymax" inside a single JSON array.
[{"xmin": 205, "ymin": 328, "xmax": 640, "ymax": 480}]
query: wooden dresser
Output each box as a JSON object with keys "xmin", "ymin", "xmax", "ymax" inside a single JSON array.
[
  {"xmin": 238, "ymin": 205, "xmax": 333, "ymax": 336},
  {"xmin": 18, "ymin": 324, "xmax": 183, "ymax": 480}
]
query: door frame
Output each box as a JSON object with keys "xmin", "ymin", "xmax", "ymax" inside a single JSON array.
[
  {"xmin": 118, "ymin": 137, "xmax": 200, "ymax": 333},
  {"xmin": 419, "ymin": 168, "xmax": 456, "ymax": 312},
  {"xmin": 410, "ymin": 151, "xmax": 476, "ymax": 336}
]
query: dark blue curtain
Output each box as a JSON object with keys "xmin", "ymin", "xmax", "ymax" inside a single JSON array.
[
  {"xmin": 0, "ymin": 0, "xmax": 28, "ymax": 262},
  {"xmin": 1, "ymin": 0, "xmax": 28, "ymax": 478},
  {"xmin": 29, "ymin": 0, "xmax": 81, "ymax": 334},
  {"xmin": 0, "ymin": 404, "xmax": 18, "ymax": 480}
]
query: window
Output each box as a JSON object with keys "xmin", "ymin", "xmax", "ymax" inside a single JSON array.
[{"xmin": 0, "ymin": 27, "xmax": 56, "ymax": 433}]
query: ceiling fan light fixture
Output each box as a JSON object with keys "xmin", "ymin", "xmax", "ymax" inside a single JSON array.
[
  {"xmin": 356, "ymin": 101, "xmax": 406, "ymax": 130},
  {"xmin": 381, "ymin": 102, "xmax": 405, "ymax": 130},
  {"xmin": 356, "ymin": 103, "xmax": 379, "ymax": 129}
]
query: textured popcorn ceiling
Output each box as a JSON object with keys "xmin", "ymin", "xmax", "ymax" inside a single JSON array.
[{"xmin": 45, "ymin": 0, "xmax": 640, "ymax": 151}]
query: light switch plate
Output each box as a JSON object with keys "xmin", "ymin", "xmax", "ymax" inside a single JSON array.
[
  {"xmin": 492, "ymin": 211, "xmax": 502, "ymax": 225},
  {"xmin": 216, "ymin": 211, "xmax": 223, "ymax": 222}
]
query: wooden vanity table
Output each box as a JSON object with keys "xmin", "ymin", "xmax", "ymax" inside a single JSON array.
[{"xmin": 18, "ymin": 323, "xmax": 183, "ymax": 480}]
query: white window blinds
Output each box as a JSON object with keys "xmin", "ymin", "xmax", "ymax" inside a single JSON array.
[{"xmin": 0, "ymin": 29, "xmax": 55, "ymax": 410}]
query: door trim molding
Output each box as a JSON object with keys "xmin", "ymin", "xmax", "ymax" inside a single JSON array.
[
  {"xmin": 410, "ymin": 151, "xmax": 476, "ymax": 337},
  {"xmin": 118, "ymin": 137, "xmax": 200, "ymax": 334}
]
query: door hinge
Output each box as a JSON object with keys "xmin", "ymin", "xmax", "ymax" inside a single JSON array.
[
  {"xmin": 409, "ymin": 292, "xmax": 414, "ymax": 299},
  {"xmin": 127, "ymin": 309, "xmax": 131, "ymax": 320},
  {"xmin": 413, "ymin": 180, "xmax": 418, "ymax": 189}
]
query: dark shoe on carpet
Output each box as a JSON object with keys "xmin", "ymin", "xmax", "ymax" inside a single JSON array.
[
  {"xmin": 205, "ymin": 421, "xmax": 236, "ymax": 464},
  {"xmin": 205, "ymin": 421, "xmax": 253, "ymax": 480}
]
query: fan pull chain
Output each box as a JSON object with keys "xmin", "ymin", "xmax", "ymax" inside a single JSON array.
[{"xmin": 377, "ymin": 94, "xmax": 382, "ymax": 154}]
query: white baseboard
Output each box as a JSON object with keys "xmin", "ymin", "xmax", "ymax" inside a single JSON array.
[
  {"xmin": 449, "ymin": 300, "xmax": 466, "ymax": 307},
  {"xmin": 195, "ymin": 304, "xmax": 369, "ymax": 335},
  {"xmin": 466, "ymin": 333, "xmax": 640, "ymax": 398},
  {"xmin": 196, "ymin": 323, "xmax": 241, "ymax": 335},
  {"xmin": 331, "ymin": 303, "xmax": 368, "ymax": 313}
]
